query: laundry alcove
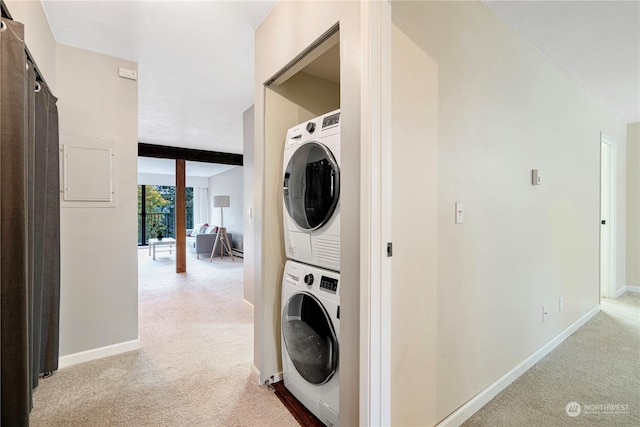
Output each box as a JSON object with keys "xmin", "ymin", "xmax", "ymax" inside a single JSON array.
[
  {"xmin": 262, "ymin": 28, "xmax": 340, "ymax": 371},
  {"xmin": 254, "ymin": 2, "xmax": 365, "ymax": 424}
]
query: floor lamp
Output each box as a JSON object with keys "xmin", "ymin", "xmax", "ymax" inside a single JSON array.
[{"xmin": 210, "ymin": 195, "xmax": 234, "ymax": 261}]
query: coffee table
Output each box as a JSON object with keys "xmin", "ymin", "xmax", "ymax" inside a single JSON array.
[{"xmin": 148, "ymin": 238, "xmax": 176, "ymax": 260}]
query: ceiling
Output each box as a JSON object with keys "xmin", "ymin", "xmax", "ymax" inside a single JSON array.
[
  {"xmin": 484, "ymin": 1, "xmax": 639, "ymax": 124},
  {"xmin": 42, "ymin": 0, "xmax": 277, "ymax": 154},
  {"xmin": 301, "ymin": 43, "xmax": 341, "ymax": 84},
  {"xmin": 41, "ymin": 1, "xmax": 638, "ymax": 161}
]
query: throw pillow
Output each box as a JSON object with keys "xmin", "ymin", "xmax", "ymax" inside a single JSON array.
[{"xmin": 192, "ymin": 223, "xmax": 208, "ymax": 235}]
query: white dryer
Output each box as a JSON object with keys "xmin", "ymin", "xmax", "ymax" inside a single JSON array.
[
  {"xmin": 281, "ymin": 260, "xmax": 340, "ymax": 426},
  {"xmin": 283, "ymin": 110, "xmax": 341, "ymax": 272}
]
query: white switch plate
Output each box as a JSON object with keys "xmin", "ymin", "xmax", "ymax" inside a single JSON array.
[
  {"xmin": 118, "ymin": 67, "xmax": 137, "ymax": 80},
  {"xmin": 455, "ymin": 202, "xmax": 464, "ymax": 224},
  {"xmin": 542, "ymin": 305, "xmax": 548, "ymax": 322}
]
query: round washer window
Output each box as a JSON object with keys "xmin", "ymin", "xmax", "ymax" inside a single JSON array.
[{"xmin": 282, "ymin": 292, "xmax": 338, "ymax": 385}]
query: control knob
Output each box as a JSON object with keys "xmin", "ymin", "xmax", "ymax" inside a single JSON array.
[
  {"xmin": 304, "ymin": 274, "xmax": 314, "ymax": 286},
  {"xmin": 306, "ymin": 122, "xmax": 316, "ymax": 133}
]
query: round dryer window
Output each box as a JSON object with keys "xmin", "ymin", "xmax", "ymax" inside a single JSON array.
[
  {"xmin": 282, "ymin": 292, "xmax": 338, "ymax": 385},
  {"xmin": 283, "ymin": 142, "xmax": 340, "ymax": 231}
]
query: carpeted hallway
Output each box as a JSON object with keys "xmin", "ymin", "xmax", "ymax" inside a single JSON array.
[
  {"xmin": 464, "ymin": 292, "xmax": 640, "ymax": 426},
  {"xmin": 28, "ymin": 247, "xmax": 640, "ymax": 426},
  {"xmin": 29, "ymin": 248, "xmax": 298, "ymax": 426}
]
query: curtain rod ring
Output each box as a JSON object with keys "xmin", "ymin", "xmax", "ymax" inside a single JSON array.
[
  {"xmin": 35, "ymin": 82, "xmax": 41, "ymax": 93},
  {"xmin": 1, "ymin": 20, "xmax": 6, "ymax": 32}
]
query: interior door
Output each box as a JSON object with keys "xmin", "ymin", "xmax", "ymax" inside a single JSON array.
[
  {"xmin": 282, "ymin": 292, "xmax": 338, "ymax": 384},
  {"xmin": 283, "ymin": 142, "xmax": 340, "ymax": 231}
]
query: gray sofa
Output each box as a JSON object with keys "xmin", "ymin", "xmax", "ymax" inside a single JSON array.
[{"xmin": 186, "ymin": 228, "xmax": 232, "ymax": 259}]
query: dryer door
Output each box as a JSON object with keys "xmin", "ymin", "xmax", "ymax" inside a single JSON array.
[
  {"xmin": 282, "ymin": 292, "xmax": 338, "ymax": 385},
  {"xmin": 283, "ymin": 142, "xmax": 340, "ymax": 231}
]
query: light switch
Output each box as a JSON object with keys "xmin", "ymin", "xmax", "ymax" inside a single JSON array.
[
  {"xmin": 455, "ymin": 202, "xmax": 464, "ymax": 224},
  {"xmin": 532, "ymin": 169, "xmax": 542, "ymax": 185}
]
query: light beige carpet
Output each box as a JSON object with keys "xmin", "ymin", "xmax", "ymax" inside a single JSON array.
[
  {"xmin": 463, "ymin": 292, "xmax": 640, "ymax": 427},
  {"xmin": 29, "ymin": 248, "xmax": 299, "ymax": 426}
]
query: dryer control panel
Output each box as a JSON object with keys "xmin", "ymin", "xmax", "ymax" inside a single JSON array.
[
  {"xmin": 320, "ymin": 276, "xmax": 338, "ymax": 294},
  {"xmin": 322, "ymin": 112, "xmax": 340, "ymax": 129}
]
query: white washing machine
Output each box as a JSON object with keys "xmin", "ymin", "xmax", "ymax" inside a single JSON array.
[
  {"xmin": 283, "ymin": 109, "xmax": 340, "ymax": 272},
  {"xmin": 281, "ymin": 260, "xmax": 340, "ymax": 426}
]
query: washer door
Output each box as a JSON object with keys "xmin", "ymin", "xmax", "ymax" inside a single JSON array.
[
  {"xmin": 282, "ymin": 292, "xmax": 338, "ymax": 385},
  {"xmin": 283, "ymin": 142, "xmax": 339, "ymax": 231}
]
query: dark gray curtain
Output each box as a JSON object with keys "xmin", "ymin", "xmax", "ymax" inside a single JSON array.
[
  {"xmin": 0, "ymin": 17, "xmax": 30, "ymax": 426},
  {"xmin": 36, "ymin": 80, "xmax": 60, "ymax": 376},
  {"xmin": 1, "ymin": 16, "xmax": 60, "ymax": 425}
]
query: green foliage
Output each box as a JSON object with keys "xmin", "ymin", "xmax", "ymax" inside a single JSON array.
[
  {"xmin": 148, "ymin": 220, "xmax": 167, "ymax": 238},
  {"xmin": 137, "ymin": 185, "xmax": 195, "ymax": 244},
  {"xmin": 138, "ymin": 185, "xmax": 170, "ymax": 213}
]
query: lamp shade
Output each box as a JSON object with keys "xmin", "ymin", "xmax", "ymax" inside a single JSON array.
[{"xmin": 213, "ymin": 195, "xmax": 230, "ymax": 208}]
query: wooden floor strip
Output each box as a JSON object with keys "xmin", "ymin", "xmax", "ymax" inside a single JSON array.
[{"xmin": 271, "ymin": 381, "xmax": 325, "ymax": 427}]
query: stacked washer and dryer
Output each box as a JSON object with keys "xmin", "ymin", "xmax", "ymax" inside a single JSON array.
[{"xmin": 280, "ymin": 110, "xmax": 341, "ymax": 426}]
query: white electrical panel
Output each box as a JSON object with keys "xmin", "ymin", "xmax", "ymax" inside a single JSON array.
[{"xmin": 63, "ymin": 145, "xmax": 113, "ymax": 202}]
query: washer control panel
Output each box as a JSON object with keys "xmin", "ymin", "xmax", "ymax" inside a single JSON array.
[{"xmin": 320, "ymin": 276, "xmax": 338, "ymax": 294}]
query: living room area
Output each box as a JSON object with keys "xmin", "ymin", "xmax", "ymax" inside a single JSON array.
[{"xmin": 137, "ymin": 156, "xmax": 245, "ymax": 263}]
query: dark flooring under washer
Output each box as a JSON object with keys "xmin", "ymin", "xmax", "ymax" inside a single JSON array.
[{"xmin": 271, "ymin": 381, "xmax": 325, "ymax": 427}]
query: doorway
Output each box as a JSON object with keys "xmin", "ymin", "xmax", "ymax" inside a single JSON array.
[{"xmin": 600, "ymin": 133, "xmax": 617, "ymax": 299}]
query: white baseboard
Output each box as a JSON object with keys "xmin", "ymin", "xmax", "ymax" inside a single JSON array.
[
  {"xmin": 58, "ymin": 337, "xmax": 141, "ymax": 369},
  {"xmin": 251, "ymin": 364, "xmax": 261, "ymax": 383},
  {"xmin": 625, "ymin": 285, "xmax": 640, "ymax": 293},
  {"xmin": 436, "ymin": 304, "xmax": 601, "ymax": 427},
  {"xmin": 615, "ymin": 286, "xmax": 628, "ymax": 298},
  {"xmin": 242, "ymin": 298, "xmax": 254, "ymax": 310}
]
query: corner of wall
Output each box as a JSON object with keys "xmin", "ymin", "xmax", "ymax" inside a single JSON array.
[{"xmin": 626, "ymin": 122, "xmax": 640, "ymax": 286}]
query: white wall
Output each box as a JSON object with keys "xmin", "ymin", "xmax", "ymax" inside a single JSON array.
[
  {"xmin": 208, "ymin": 167, "xmax": 244, "ymax": 249},
  {"xmin": 627, "ymin": 123, "xmax": 640, "ymax": 287},
  {"xmin": 612, "ymin": 134, "xmax": 628, "ymax": 296},
  {"xmin": 390, "ymin": 24, "xmax": 439, "ymax": 425},
  {"xmin": 390, "ymin": 1, "xmax": 628, "ymax": 424},
  {"xmin": 56, "ymin": 44, "xmax": 139, "ymax": 356},
  {"xmin": 243, "ymin": 106, "xmax": 256, "ymax": 308}
]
